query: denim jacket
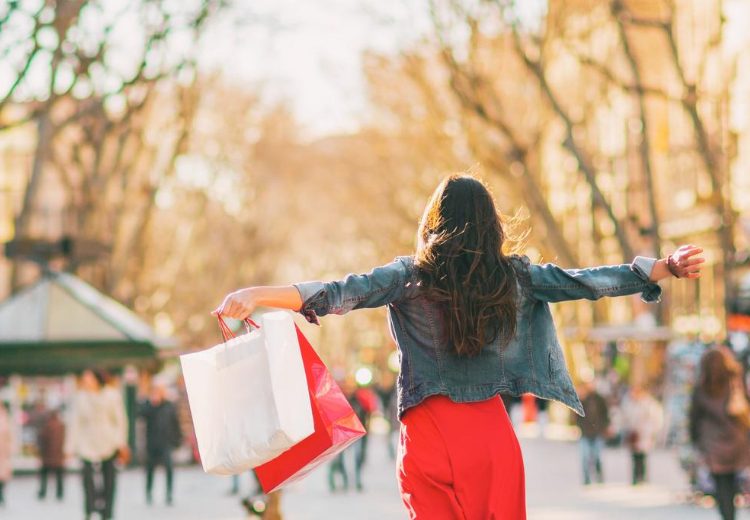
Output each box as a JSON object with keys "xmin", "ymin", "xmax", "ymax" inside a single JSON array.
[{"xmin": 294, "ymin": 255, "xmax": 661, "ymax": 418}]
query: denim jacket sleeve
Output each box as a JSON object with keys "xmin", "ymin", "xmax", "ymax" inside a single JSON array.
[
  {"xmin": 523, "ymin": 256, "xmax": 662, "ymax": 303},
  {"xmin": 293, "ymin": 257, "xmax": 412, "ymax": 324}
]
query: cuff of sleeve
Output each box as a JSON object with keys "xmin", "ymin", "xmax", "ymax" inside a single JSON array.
[
  {"xmin": 293, "ymin": 281, "xmax": 326, "ymax": 325},
  {"xmin": 630, "ymin": 256, "xmax": 662, "ymax": 303}
]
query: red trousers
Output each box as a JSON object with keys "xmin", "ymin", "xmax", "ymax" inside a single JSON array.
[{"xmin": 398, "ymin": 395, "xmax": 526, "ymax": 519}]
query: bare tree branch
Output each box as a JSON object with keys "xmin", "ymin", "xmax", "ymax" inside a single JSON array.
[
  {"xmin": 622, "ymin": 15, "xmax": 670, "ymax": 30},
  {"xmin": 508, "ymin": 24, "xmax": 635, "ymax": 260},
  {"xmin": 657, "ymin": 7, "xmax": 734, "ymax": 265},
  {"xmin": 562, "ymin": 41, "xmax": 677, "ymax": 102},
  {"xmin": 0, "ymin": 43, "xmax": 41, "ymax": 112},
  {"xmin": 107, "ymin": 83, "xmax": 199, "ymax": 294},
  {"xmin": 9, "ymin": 112, "xmax": 53, "ymax": 290},
  {"xmin": 429, "ymin": 2, "xmax": 579, "ymax": 265},
  {"xmin": 0, "ymin": 106, "xmax": 41, "ymax": 131},
  {"xmin": 611, "ymin": 0, "xmax": 661, "ymax": 257},
  {"xmin": 0, "ymin": 2, "xmax": 18, "ymax": 32}
]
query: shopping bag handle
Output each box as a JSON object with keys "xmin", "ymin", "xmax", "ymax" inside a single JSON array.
[{"xmin": 217, "ymin": 315, "xmax": 260, "ymax": 342}]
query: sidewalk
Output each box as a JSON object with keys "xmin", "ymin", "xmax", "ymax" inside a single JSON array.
[
  {"xmin": 2, "ymin": 432, "xmax": 746, "ymax": 519},
  {"xmin": 523, "ymin": 435, "xmax": 728, "ymax": 520}
]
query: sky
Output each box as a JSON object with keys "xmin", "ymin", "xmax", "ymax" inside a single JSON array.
[
  {"xmin": 8, "ymin": 0, "xmax": 746, "ymax": 140},
  {"xmin": 197, "ymin": 0, "xmax": 433, "ymax": 137},
  {"xmin": 0, "ymin": 0, "xmax": 549, "ymax": 138},
  {"xmin": 198, "ymin": 0, "xmax": 554, "ymax": 137},
  {"xmin": 0, "ymin": 0, "xmax": 429, "ymax": 137}
]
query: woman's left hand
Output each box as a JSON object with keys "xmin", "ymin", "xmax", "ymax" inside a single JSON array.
[
  {"xmin": 668, "ymin": 244, "xmax": 705, "ymax": 279},
  {"xmin": 650, "ymin": 244, "xmax": 705, "ymax": 281},
  {"xmin": 212, "ymin": 288, "xmax": 257, "ymax": 320}
]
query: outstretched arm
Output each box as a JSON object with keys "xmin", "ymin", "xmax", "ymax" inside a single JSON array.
[
  {"xmin": 212, "ymin": 286, "xmax": 302, "ymax": 320},
  {"xmin": 526, "ymin": 244, "xmax": 704, "ymax": 303},
  {"xmin": 212, "ymin": 257, "xmax": 411, "ymax": 322}
]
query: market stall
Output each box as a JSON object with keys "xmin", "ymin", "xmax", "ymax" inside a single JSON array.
[
  {"xmin": 0, "ymin": 270, "xmax": 174, "ymax": 374},
  {"xmin": 0, "ymin": 270, "xmax": 175, "ymax": 470}
]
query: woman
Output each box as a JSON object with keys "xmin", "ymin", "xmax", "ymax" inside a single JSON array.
[
  {"xmin": 621, "ymin": 385, "xmax": 663, "ymax": 485},
  {"xmin": 690, "ymin": 346, "xmax": 750, "ymax": 520},
  {"xmin": 37, "ymin": 408, "xmax": 66, "ymax": 500},
  {"xmin": 65, "ymin": 370, "xmax": 128, "ymax": 520},
  {"xmin": 215, "ymin": 174, "xmax": 703, "ymax": 518},
  {"xmin": 139, "ymin": 382, "xmax": 182, "ymax": 505},
  {"xmin": 576, "ymin": 379, "xmax": 609, "ymax": 485}
]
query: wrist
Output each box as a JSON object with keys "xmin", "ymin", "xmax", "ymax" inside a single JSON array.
[
  {"xmin": 666, "ymin": 255, "xmax": 681, "ymax": 278},
  {"xmin": 649, "ymin": 258, "xmax": 671, "ymax": 282},
  {"xmin": 245, "ymin": 287, "xmax": 263, "ymax": 306},
  {"xmin": 235, "ymin": 285, "xmax": 302, "ymax": 312}
]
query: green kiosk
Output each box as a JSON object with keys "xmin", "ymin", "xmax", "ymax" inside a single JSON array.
[{"xmin": 0, "ymin": 270, "xmax": 175, "ymax": 470}]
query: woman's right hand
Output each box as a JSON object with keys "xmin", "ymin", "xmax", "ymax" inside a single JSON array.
[
  {"xmin": 211, "ymin": 285, "xmax": 303, "ymax": 319},
  {"xmin": 212, "ymin": 287, "xmax": 259, "ymax": 320}
]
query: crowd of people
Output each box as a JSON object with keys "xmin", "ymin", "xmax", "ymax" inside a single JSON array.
[
  {"xmin": 575, "ymin": 378, "xmax": 663, "ymax": 487},
  {"xmin": 0, "ymin": 369, "xmax": 184, "ymax": 519},
  {"xmin": 572, "ymin": 342, "xmax": 750, "ymax": 520},
  {"xmin": 0, "ymin": 366, "xmax": 398, "ymax": 517},
  {"xmin": 322, "ymin": 340, "xmax": 750, "ymax": 520},
  {"xmin": 0, "ymin": 341, "xmax": 749, "ymax": 520},
  {"xmin": 328, "ymin": 376, "xmax": 395, "ymax": 494}
]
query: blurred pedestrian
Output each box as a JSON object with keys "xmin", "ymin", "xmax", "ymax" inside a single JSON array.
[
  {"xmin": 535, "ymin": 397, "xmax": 549, "ymax": 438},
  {"xmin": 690, "ymin": 346, "xmax": 750, "ymax": 520},
  {"xmin": 353, "ymin": 383, "xmax": 377, "ymax": 491},
  {"xmin": 37, "ymin": 408, "xmax": 66, "ymax": 501},
  {"xmin": 327, "ymin": 377, "xmax": 375, "ymax": 492},
  {"xmin": 328, "ymin": 451, "xmax": 348, "ymax": 492},
  {"xmin": 621, "ymin": 384, "xmax": 663, "ymax": 485},
  {"xmin": 375, "ymin": 377, "xmax": 399, "ymax": 460},
  {"xmin": 215, "ymin": 174, "xmax": 704, "ymax": 519},
  {"xmin": 66, "ymin": 369, "xmax": 128, "ymax": 520},
  {"xmin": 0, "ymin": 401, "xmax": 12, "ymax": 506},
  {"xmin": 229, "ymin": 471, "xmax": 263, "ymax": 496},
  {"xmin": 385, "ymin": 389, "xmax": 399, "ymax": 460},
  {"xmin": 504, "ymin": 394, "xmax": 524, "ymax": 429},
  {"xmin": 229, "ymin": 474, "xmax": 240, "ymax": 495},
  {"xmin": 500, "ymin": 394, "xmax": 521, "ymax": 428},
  {"xmin": 139, "ymin": 382, "xmax": 182, "ymax": 505},
  {"xmin": 576, "ymin": 380, "xmax": 609, "ymax": 485}
]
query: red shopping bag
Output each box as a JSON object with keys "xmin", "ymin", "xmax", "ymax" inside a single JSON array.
[{"xmin": 255, "ymin": 325, "xmax": 366, "ymax": 493}]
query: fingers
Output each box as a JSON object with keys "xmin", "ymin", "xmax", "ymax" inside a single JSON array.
[
  {"xmin": 212, "ymin": 295, "xmax": 232, "ymax": 317},
  {"xmin": 670, "ymin": 245, "xmax": 705, "ymax": 280},
  {"xmin": 682, "ymin": 257, "xmax": 705, "ymax": 267},
  {"xmin": 679, "ymin": 261, "xmax": 703, "ymax": 275},
  {"xmin": 224, "ymin": 300, "xmax": 244, "ymax": 319},
  {"xmin": 212, "ymin": 293, "xmax": 252, "ymax": 320},
  {"xmin": 223, "ymin": 298, "xmax": 237, "ymax": 318},
  {"xmin": 677, "ymin": 246, "xmax": 703, "ymax": 259}
]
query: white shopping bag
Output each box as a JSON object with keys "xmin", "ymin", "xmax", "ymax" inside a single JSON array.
[{"xmin": 180, "ymin": 311, "xmax": 314, "ymax": 475}]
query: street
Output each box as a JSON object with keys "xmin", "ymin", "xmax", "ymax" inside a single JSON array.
[
  {"xmin": 2, "ymin": 431, "xmax": 745, "ymax": 519},
  {"xmin": 4, "ymin": 0, "xmax": 750, "ymax": 517}
]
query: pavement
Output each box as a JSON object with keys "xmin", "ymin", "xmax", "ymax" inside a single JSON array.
[{"xmin": 3, "ymin": 428, "xmax": 748, "ymax": 519}]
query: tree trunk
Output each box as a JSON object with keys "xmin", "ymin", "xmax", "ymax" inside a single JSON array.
[
  {"xmin": 611, "ymin": 0, "xmax": 662, "ymax": 258},
  {"xmin": 510, "ymin": 29, "xmax": 635, "ymax": 261},
  {"xmin": 10, "ymin": 113, "xmax": 52, "ymax": 291}
]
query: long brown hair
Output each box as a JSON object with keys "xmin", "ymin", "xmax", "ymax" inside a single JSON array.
[
  {"xmin": 699, "ymin": 347, "xmax": 741, "ymax": 398},
  {"xmin": 414, "ymin": 174, "xmax": 517, "ymax": 357}
]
